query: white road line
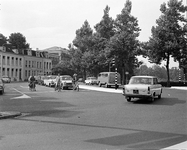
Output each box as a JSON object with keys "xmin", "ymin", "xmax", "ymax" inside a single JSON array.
[
  {"xmin": 161, "ymin": 141, "xmax": 187, "ymax": 149},
  {"xmin": 11, "ymin": 88, "xmax": 31, "ymax": 99}
]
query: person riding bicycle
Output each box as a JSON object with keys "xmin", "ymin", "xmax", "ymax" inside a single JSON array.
[
  {"xmin": 29, "ymin": 75, "xmax": 36, "ymax": 91},
  {"xmin": 55, "ymin": 74, "xmax": 62, "ymax": 91},
  {"xmin": 73, "ymin": 73, "xmax": 79, "ymax": 91}
]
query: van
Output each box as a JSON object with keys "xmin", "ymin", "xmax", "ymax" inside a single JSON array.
[{"xmin": 97, "ymin": 72, "xmax": 121, "ymax": 88}]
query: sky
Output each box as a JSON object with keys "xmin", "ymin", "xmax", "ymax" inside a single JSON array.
[{"xmin": 1, "ymin": 0, "xmax": 186, "ymax": 68}]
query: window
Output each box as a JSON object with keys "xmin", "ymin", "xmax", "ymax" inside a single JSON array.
[
  {"xmin": 7, "ymin": 56, "xmax": 10, "ymax": 65},
  {"xmin": 12, "ymin": 57, "xmax": 14, "ymax": 65},
  {"xmin": 19, "ymin": 58, "xmax": 22, "ymax": 66},
  {"xmin": 16, "ymin": 58, "xmax": 18, "ymax": 66}
]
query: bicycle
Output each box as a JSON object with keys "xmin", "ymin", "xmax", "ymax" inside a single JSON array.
[
  {"xmin": 73, "ymin": 82, "xmax": 79, "ymax": 91},
  {"xmin": 55, "ymin": 82, "xmax": 61, "ymax": 92},
  {"xmin": 29, "ymin": 81, "xmax": 36, "ymax": 91}
]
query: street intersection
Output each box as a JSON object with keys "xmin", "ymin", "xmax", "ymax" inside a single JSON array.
[{"xmin": 0, "ymin": 82, "xmax": 186, "ymax": 150}]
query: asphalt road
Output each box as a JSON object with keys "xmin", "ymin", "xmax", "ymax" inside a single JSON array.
[{"xmin": 0, "ymin": 82, "xmax": 186, "ymax": 150}]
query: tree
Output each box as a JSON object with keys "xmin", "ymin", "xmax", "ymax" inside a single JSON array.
[
  {"xmin": 72, "ymin": 20, "xmax": 94, "ymax": 79},
  {"xmin": 147, "ymin": 0, "xmax": 187, "ymax": 86},
  {"xmin": 0, "ymin": 33, "xmax": 7, "ymax": 46},
  {"xmin": 91, "ymin": 5, "xmax": 115, "ymax": 74},
  {"xmin": 9, "ymin": 33, "xmax": 30, "ymax": 50},
  {"xmin": 106, "ymin": 0, "xmax": 141, "ymax": 84}
]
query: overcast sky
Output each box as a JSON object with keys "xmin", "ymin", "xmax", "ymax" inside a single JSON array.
[{"xmin": 1, "ymin": 0, "xmax": 186, "ymax": 68}]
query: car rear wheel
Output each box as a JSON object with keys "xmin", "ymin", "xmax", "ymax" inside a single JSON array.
[
  {"xmin": 158, "ymin": 94, "xmax": 161, "ymax": 99},
  {"xmin": 126, "ymin": 97, "xmax": 131, "ymax": 102},
  {"xmin": 99, "ymin": 83, "xmax": 102, "ymax": 87},
  {"xmin": 150, "ymin": 94, "xmax": 155, "ymax": 102},
  {"xmin": 105, "ymin": 83, "xmax": 108, "ymax": 88}
]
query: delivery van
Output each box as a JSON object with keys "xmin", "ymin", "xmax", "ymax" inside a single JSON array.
[{"xmin": 97, "ymin": 72, "xmax": 121, "ymax": 88}]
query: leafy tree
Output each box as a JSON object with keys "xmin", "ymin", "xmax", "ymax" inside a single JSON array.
[
  {"xmin": 72, "ymin": 20, "xmax": 94, "ymax": 79},
  {"xmin": 92, "ymin": 5, "xmax": 115, "ymax": 74},
  {"xmin": 95, "ymin": 5, "xmax": 115, "ymax": 39},
  {"xmin": 147, "ymin": 0, "xmax": 187, "ymax": 86},
  {"xmin": 0, "ymin": 33, "xmax": 7, "ymax": 46},
  {"xmin": 9, "ymin": 32, "xmax": 30, "ymax": 50},
  {"xmin": 106, "ymin": 0, "xmax": 141, "ymax": 84}
]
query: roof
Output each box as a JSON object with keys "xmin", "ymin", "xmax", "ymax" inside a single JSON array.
[{"xmin": 131, "ymin": 76, "xmax": 157, "ymax": 78}]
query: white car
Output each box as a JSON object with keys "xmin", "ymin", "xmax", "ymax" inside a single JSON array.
[
  {"xmin": 85, "ymin": 77, "xmax": 98, "ymax": 85},
  {"xmin": 56, "ymin": 75, "xmax": 73, "ymax": 90},
  {"xmin": 44, "ymin": 75, "xmax": 56, "ymax": 87},
  {"xmin": 122, "ymin": 76, "xmax": 162, "ymax": 102}
]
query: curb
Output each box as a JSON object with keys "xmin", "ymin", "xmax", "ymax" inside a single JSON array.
[{"xmin": 0, "ymin": 111, "xmax": 22, "ymax": 120}]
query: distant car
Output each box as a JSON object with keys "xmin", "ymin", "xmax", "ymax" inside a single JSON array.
[
  {"xmin": 0, "ymin": 79, "xmax": 5, "ymax": 94},
  {"xmin": 122, "ymin": 76, "xmax": 162, "ymax": 102},
  {"xmin": 44, "ymin": 75, "xmax": 56, "ymax": 87},
  {"xmin": 37, "ymin": 76, "xmax": 46, "ymax": 85},
  {"xmin": 57, "ymin": 75, "xmax": 73, "ymax": 90},
  {"xmin": 85, "ymin": 77, "xmax": 98, "ymax": 85},
  {"xmin": 2, "ymin": 76, "xmax": 11, "ymax": 83},
  {"xmin": 97, "ymin": 72, "xmax": 121, "ymax": 88}
]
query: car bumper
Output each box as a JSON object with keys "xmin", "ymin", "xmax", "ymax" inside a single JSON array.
[{"xmin": 122, "ymin": 91, "xmax": 152, "ymax": 98}]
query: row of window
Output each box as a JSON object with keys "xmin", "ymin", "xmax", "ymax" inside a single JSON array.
[
  {"xmin": 0, "ymin": 56, "xmax": 22, "ymax": 66},
  {"xmin": 0, "ymin": 55, "xmax": 52, "ymax": 70},
  {"xmin": 25, "ymin": 60, "xmax": 51, "ymax": 69}
]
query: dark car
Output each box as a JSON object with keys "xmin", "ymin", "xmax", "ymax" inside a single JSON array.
[
  {"xmin": 0, "ymin": 79, "xmax": 5, "ymax": 94},
  {"xmin": 2, "ymin": 76, "xmax": 11, "ymax": 83}
]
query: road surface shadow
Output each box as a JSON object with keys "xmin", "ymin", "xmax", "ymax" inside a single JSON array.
[
  {"xmin": 86, "ymin": 130, "xmax": 187, "ymax": 149},
  {"xmin": 128, "ymin": 97, "xmax": 185, "ymax": 106}
]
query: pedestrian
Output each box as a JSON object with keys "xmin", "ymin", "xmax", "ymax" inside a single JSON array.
[{"xmin": 55, "ymin": 73, "xmax": 62, "ymax": 91}]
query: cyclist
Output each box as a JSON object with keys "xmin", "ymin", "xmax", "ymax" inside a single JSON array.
[
  {"xmin": 55, "ymin": 74, "xmax": 62, "ymax": 91},
  {"xmin": 73, "ymin": 73, "xmax": 79, "ymax": 91},
  {"xmin": 29, "ymin": 75, "xmax": 36, "ymax": 91}
]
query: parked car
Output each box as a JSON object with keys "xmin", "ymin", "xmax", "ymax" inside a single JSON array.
[
  {"xmin": 122, "ymin": 76, "xmax": 162, "ymax": 102},
  {"xmin": 37, "ymin": 76, "xmax": 47, "ymax": 85},
  {"xmin": 44, "ymin": 75, "xmax": 56, "ymax": 87},
  {"xmin": 0, "ymin": 79, "xmax": 5, "ymax": 94},
  {"xmin": 85, "ymin": 77, "xmax": 98, "ymax": 85},
  {"xmin": 55, "ymin": 75, "xmax": 73, "ymax": 90},
  {"xmin": 2, "ymin": 76, "xmax": 11, "ymax": 83},
  {"xmin": 97, "ymin": 72, "xmax": 121, "ymax": 88}
]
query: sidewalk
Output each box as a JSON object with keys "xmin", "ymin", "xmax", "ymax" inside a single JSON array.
[{"xmin": 0, "ymin": 111, "xmax": 22, "ymax": 120}]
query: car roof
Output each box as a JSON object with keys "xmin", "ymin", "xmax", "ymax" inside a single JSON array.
[
  {"xmin": 131, "ymin": 76, "xmax": 156, "ymax": 78},
  {"xmin": 60, "ymin": 75, "xmax": 72, "ymax": 77}
]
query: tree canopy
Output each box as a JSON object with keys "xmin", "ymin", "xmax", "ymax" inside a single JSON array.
[{"xmin": 146, "ymin": 0, "xmax": 187, "ymax": 86}]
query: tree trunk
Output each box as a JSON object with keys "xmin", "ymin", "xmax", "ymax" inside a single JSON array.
[
  {"xmin": 166, "ymin": 56, "xmax": 171, "ymax": 87},
  {"xmin": 122, "ymin": 62, "xmax": 125, "ymax": 85}
]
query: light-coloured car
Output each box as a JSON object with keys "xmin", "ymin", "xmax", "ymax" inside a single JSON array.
[
  {"xmin": 0, "ymin": 79, "xmax": 5, "ymax": 94},
  {"xmin": 122, "ymin": 76, "xmax": 162, "ymax": 102},
  {"xmin": 97, "ymin": 72, "xmax": 121, "ymax": 88},
  {"xmin": 85, "ymin": 77, "xmax": 98, "ymax": 85},
  {"xmin": 2, "ymin": 76, "xmax": 11, "ymax": 83},
  {"xmin": 57, "ymin": 75, "xmax": 73, "ymax": 90},
  {"xmin": 44, "ymin": 75, "xmax": 56, "ymax": 87}
]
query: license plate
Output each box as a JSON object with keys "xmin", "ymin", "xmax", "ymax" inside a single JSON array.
[{"xmin": 133, "ymin": 90, "xmax": 139, "ymax": 94}]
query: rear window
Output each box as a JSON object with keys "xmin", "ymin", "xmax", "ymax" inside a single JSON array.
[
  {"xmin": 61, "ymin": 76, "xmax": 72, "ymax": 80},
  {"xmin": 129, "ymin": 77, "xmax": 152, "ymax": 84}
]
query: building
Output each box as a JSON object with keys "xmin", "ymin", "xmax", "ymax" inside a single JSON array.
[
  {"xmin": 41, "ymin": 46, "xmax": 69, "ymax": 67},
  {"xmin": 0, "ymin": 46, "xmax": 52, "ymax": 81}
]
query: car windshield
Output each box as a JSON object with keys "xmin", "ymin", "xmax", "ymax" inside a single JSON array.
[
  {"xmin": 61, "ymin": 76, "xmax": 72, "ymax": 80},
  {"xmin": 129, "ymin": 77, "xmax": 152, "ymax": 85},
  {"xmin": 90, "ymin": 77, "xmax": 96, "ymax": 80}
]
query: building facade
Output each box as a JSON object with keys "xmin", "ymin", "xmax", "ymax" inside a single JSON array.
[{"xmin": 0, "ymin": 46, "xmax": 52, "ymax": 81}]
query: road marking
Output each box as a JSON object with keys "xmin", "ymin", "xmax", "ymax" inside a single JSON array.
[
  {"xmin": 161, "ymin": 141, "xmax": 187, "ymax": 149},
  {"xmin": 11, "ymin": 88, "xmax": 31, "ymax": 99}
]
